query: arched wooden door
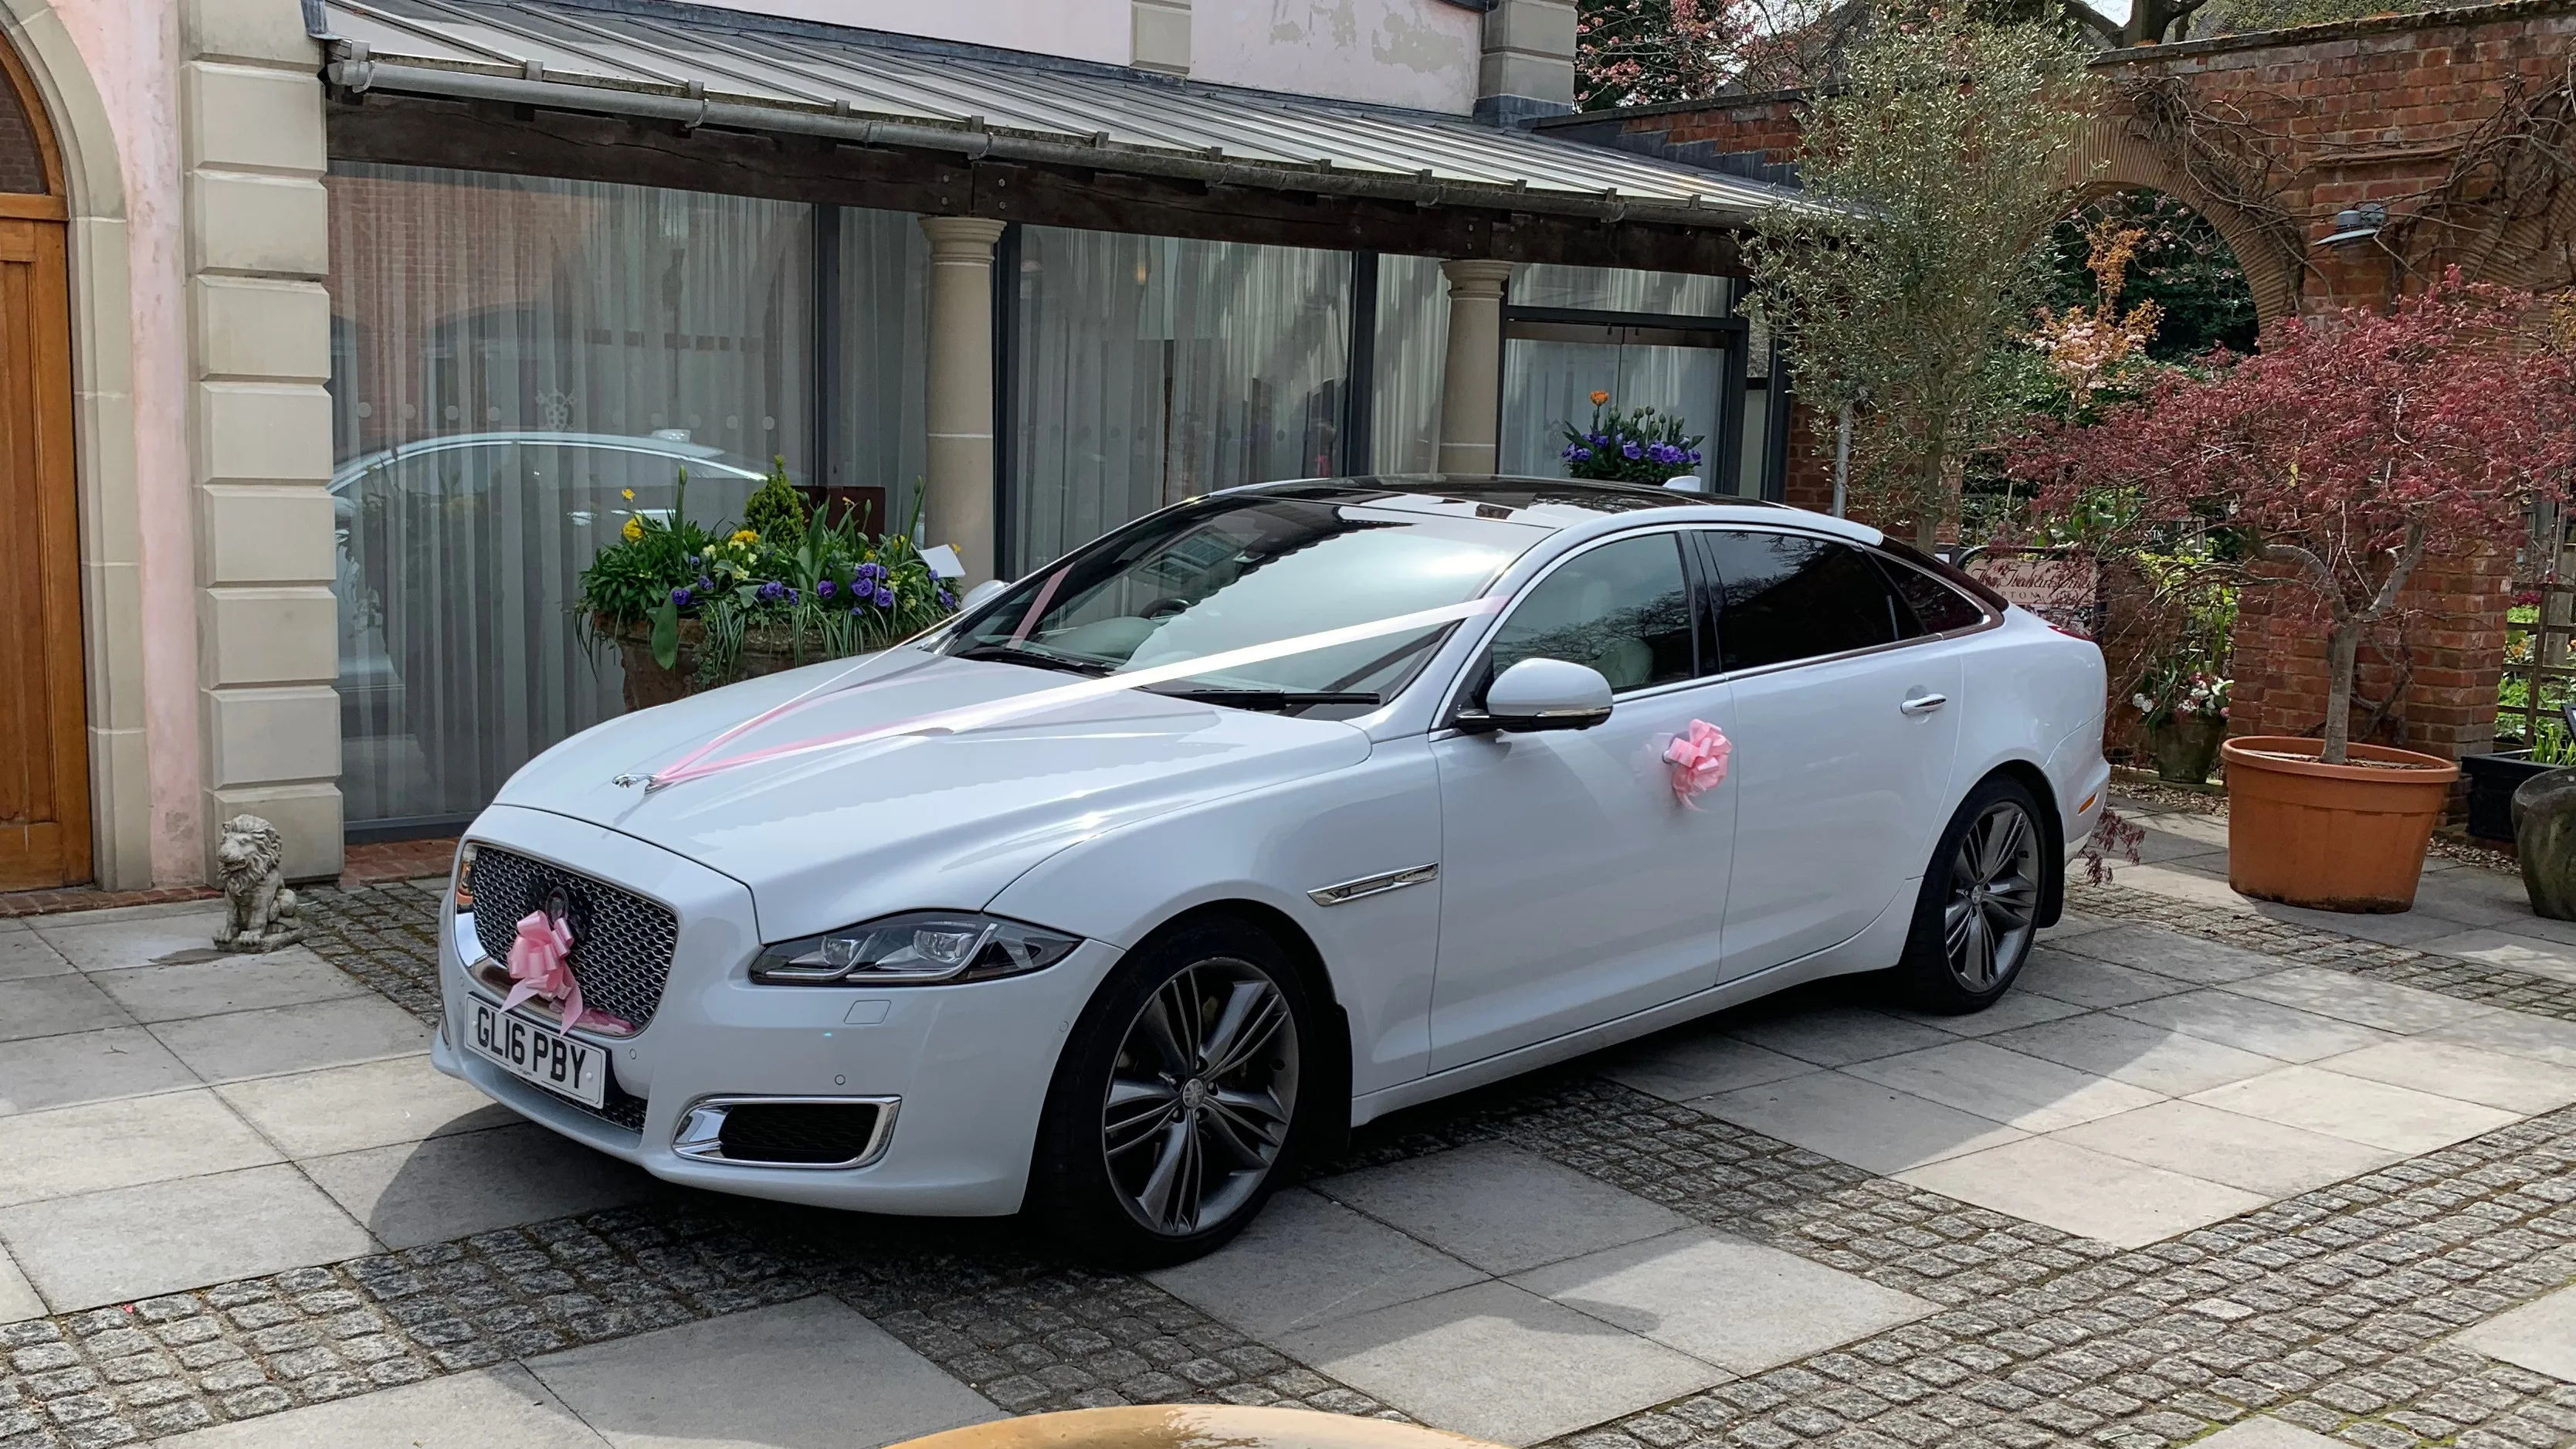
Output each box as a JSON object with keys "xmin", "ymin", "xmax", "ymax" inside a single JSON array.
[{"xmin": 0, "ymin": 36, "xmax": 85, "ymax": 891}]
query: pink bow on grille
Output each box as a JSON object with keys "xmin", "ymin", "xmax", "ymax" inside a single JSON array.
[
  {"xmin": 1664, "ymin": 720, "xmax": 1733, "ymax": 807},
  {"xmin": 503, "ymin": 910, "xmax": 626, "ymax": 1033}
]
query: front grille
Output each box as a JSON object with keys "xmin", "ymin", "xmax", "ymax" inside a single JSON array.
[
  {"xmin": 469, "ymin": 847, "xmax": 680, "ymax": 1032},
  {"xmin": 717, "ymin": 1102, "xmax": 884, "ymax": 1165},
  {"xmin": 577, "ymin": 1078, "xmax": 651, "ymax": 1135}
]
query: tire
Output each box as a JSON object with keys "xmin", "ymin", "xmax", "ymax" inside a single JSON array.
[
  {"xmin": 1029, "ymin": 915, "xmax": 1317, "ymax": 1267},
  {"xmin": 1894, "ymin": 775, "xmax": 2050, "ymax": 1013}
]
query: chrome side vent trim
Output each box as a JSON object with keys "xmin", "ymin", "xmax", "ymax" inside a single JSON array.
[{"xmin": 1308, "ymin": 864, "xmax": 1439, "ymax": 907}]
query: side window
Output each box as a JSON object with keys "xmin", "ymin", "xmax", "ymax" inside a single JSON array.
[
  {"xmin": 1876, "ymin": 555, "xmax": 1988, "ymax": 635},
  {"xmin": 1487, "ymin": 533, "xmax": 1696, "ymax": 694},
  {"xmin": 1704, "ymin": 531, "xmax": 1904, "ymax": 671}
]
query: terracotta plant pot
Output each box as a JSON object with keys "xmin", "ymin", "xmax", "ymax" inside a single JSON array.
[
  {"xmin": 2143, "ymin": 713, "xmax": 2228, "ymax": 785},
  {"xmin": 2221, "ymin": 735, "xmax": 2459, "ymax": 913},
  {"xmin": 890, "ymin": 1406, "xmax": 1502, "ymax": 1449}
]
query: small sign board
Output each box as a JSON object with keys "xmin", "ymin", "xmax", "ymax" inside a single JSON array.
[{"xmin": 1967, "ymin": 550, "xmax": 2099, "ymax": 637}]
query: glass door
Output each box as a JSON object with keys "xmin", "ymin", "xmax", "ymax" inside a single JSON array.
[{"xmin": 1500, "ymin": 320, "xmax": 1734, "ymax": 491}]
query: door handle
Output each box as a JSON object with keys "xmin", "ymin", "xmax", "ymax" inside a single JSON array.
[{"xmin": 1900, "ymin": 694, "xmax": 1947, "ymax": 716}]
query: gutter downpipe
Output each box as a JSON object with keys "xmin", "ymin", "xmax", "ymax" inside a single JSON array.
[
  {"xmin": 1831, "ymin": 402, "xmax": 1851, "ymax": 519},
  {"xmin": 321, "ymin": 58, "xmax": 1764, "ymax": 231}
]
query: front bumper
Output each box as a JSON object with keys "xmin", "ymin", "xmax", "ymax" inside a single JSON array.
[{"xmin": 431, "ymin": 804, "xmax": 1119, "ymax": 1216}]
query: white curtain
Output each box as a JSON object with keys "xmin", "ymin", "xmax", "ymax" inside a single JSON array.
[
  {"xmin": 1510, "ymin": 263, "xmax": 1733, "ymax": 317},
  {"xmin": 833, "ymin": 209, "xmax": 930, "ymax": 534},
  {"xmin": 1371, "ymin": 253, "xmax": 1450, "ymax": 475},
  {"xmin": 1500, "ymin": 336, "xmax": 1724, "ymax": 480},
  {"xmin": 1011, "ymin": 227, "xmax": 1352, "ymax": 573},
  {"xmin": 325, "ymin": 164, "xmax": 814, "ymax": 827}
]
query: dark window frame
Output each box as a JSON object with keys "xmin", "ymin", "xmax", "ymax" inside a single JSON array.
[{"xmin": 1690, "ymin": 526, "xmax": 2001, "ymax": 678}]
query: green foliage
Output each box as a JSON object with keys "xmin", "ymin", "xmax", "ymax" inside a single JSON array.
[
  {"xmin": 1748, "ymin": 13, "xmax": 2102, "ymax": 547},
  {"xmin": 2045, "ymin": 191, "xmax": 2258, "ymax": 361},
  {"xmin": 1560, "ymin": 398, "xmax": 1707, "ymax": 484},
  {"xmin": 740, "ymin": 458, "xmax": 808, "ymax": 545}
]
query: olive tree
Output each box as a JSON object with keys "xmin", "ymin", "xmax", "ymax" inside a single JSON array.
[{"xmin": 1747, "ymin": 15, "xmax": 2100, "ymax": 547}]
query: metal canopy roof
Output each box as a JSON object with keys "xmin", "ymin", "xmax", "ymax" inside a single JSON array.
[{"xmin": 309, "ymin": 0, "xmax": 1793, "ymax": 229}]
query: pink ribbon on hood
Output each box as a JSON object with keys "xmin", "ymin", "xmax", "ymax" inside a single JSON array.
[
  {"xmin": 502, "ymin": 910, "xmax": 628, "ymax": 1033},
  {"xmin": 1664, "ymin": 720, "xmax": 1732, "ymax": 807}
]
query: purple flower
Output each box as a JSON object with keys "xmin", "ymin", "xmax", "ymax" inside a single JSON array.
[
  {"xmin": 816, "ymin": 579, "xmax": 836, "ymax": 599},
  {"xmin": 755, "ymin": 580, "xmax": 790, "ymax": 605},
  {"xmin": 937, "ymin": 589, "xmax": 955, "ymax": 610},
  {"xmin": 669, "ymin": 586, "xmax": 693, "ymax": 608},
  {"xmin": 1621, "ymin": 441, "xmax": 1642, "ymax": 460},
  {"xmin": 694, "ymin": 575, "xmax": 713, "ymax": 593},
  {"xmin": 873, "ymin": 587, "xmax": 897, "ymax": 609},
  {"xmin": 1562, "ymin": 444, "xmax": 1595, "ymax": 463}
]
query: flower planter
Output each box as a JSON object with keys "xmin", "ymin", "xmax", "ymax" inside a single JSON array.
[
  {"xmin": 2462, "ymin": 748, "xmax": 2555, "ymax": 843},
  {"xmin": 2221, "ymin": 735, "xmax": 2459, "ymax": 913},
  {"xmin": 2512, "ymin": 767, "xmax": 2576, "ymax": 919},
  {"xmin": 602, "ymin": 617, "xmax": 817, "ymax": 711},
  {"xmin": 2141, "ymin": 714, "xmax": 2228, "ymax": 785}
]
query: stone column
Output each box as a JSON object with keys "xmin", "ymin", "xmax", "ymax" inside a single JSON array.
[
  {"xmin": 182, "ymin": 0, "xmax": 342, "ymax": 882},
  {"xmin": 1436, "ymin": 260, "xmax": 1514, "ymax": 477},
  {"xmin": 919, "ymin": 216, "xmax": 1006, "ymax": 585}
]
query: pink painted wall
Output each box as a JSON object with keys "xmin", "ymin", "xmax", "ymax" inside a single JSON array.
[{"xmin": 54, "ymin": 0, "xmax": 202, "ymax": 884}]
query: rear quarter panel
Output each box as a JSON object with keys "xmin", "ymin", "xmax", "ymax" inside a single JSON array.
[{"xmin": 1950, "ymin": 609, "xmax": 2108, "ymax": 845}]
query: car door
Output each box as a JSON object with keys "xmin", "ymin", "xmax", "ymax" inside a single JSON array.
[
  {"xmin": 1704, "ymin": 528, "xmax": 1968, "ymax": 978},
  {"xmin": 1427, "ymin": 528, "xmax": 1738, "ymax": 1072}
]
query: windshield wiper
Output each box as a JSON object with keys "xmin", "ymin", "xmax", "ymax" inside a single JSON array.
[
  {"xmin": 954, "ymin": 643, "xmax": 1112, "ymax": 676},
  {"xmin": 1145, "ymin": 687, "xmax": 1384, "ymax": 713}
]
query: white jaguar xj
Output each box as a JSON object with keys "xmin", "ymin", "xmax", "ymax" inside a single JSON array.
[{"xmin": 434, "ymin": 477, "xmax": 2108, "ymax": 1264}]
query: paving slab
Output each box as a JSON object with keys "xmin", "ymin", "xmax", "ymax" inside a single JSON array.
[
  {"xmin": 0, "ymin": 1162, "xmax": 376, "ymax": 1312},
  {"xmin": 1149, "ymin": 1186, "xmax": 1484, "ymax": 1336},
  {"xmin": 1694, "ymin": 1070, "xmax": 2027, "ymax": 1175},
  {"xmin": 2188, "ymin": 1065, "xmax": 2520, "ymax": 1153},
  {"xmin": 0, "ymin": 927, "xmax": 71, "ymax": 982},
  {"xmin": 86, "ymin": 946, "xmax": 368, "ymax": 1024},
  {"xmin": 300, "ymin": 1121, "xmax": 656, "ymax": 1248},
  {"xmin": 1840, "ymin": 1038, "xmax": 2164, "ymax": 1132},
  {"xmin": 2097, "ymin": 864, "xmax": 2259, "ymax": 912},
  {"xmin": 0, "ymin": 972, "xmax": 135, "ymax": 1042},
  {"xmin": 217, "ymin": 1053, "xmax": 520, "ymax": 1158},
  {"xmin": 1508, "ymin": 1228, "xmax": 1936, "ymax": 1373},
  {"xmin": 2056, "ymin": 924, "xmax": 2283, "ymax": 984},
  {"xmin": 2047, "ymin": 1099, "xmax": 2399, "ymax": 1197},
  {"xmin": 2412, "ymin": 929, "xmax": 2576, "ymax": 984},
  {"xmin": 1599, "ymin": 1028, "xmax": 1818, "ymax": 1102},
  {"xmin": 1985, "ymin": 1013, "xmax": 2289, "ymax": 1095},
  {"xmin": 158, "ymin": 1363, "xmax": 609, "ymax": 1448},
  {"xmin": 2218, "ymin": 965, "xmax": 2500, "ymax": 1033},
  {"xmin": 2314, "ymin": 1037, "xmax": 2576, "ymax": 1114},
  {"xmin": 0, "ymin": 1243, "xmax": 39, "ymax": 1321},
  {"xmin": 0, "ymin": 1088, "xmax": 281, "ymax": 1207},
  {"xmin": 527, "ymin": 1295, "xmax": 1001, "ymax": 1449},
  {"xmin": 2451, "ymin": 1281, "xmax": 2576, "ymax": 1382},
  {"xmin": 1313, "ymin": 1142, "xmax": 1686, "ymax": 1274},
  {"xmin": 1892, "ymin": 988, "xmax": 2088, "ymax": 1038},
  {"xmin": 29, "ymin": 908, "xmax": 234, "ymax": 972},
  {"xmin": 148, "ymin": 993, "xmax": 433, "ymax": 1082},
  {"xmin": 1896, "ymin": 1136, "xmax": 2266, "ymax": 1248},
  {"xmin": 0, "ymin": 1024, "xmax": 202, "ymax": 1115},
  {"xmin": 2110, "ymin": 989, "xmax": 2395, "ymax": 1062},
  {"xmin": 2014, "ymin": 946, "xmax": 2194, "ymax": 1010},
  {"xmin": 2188, "ymin": 1420, "xmax": 2348, "ymax": 1449},
  {"xmin": 2420, "ymin": 1010, "xmax": 2576, "ymax": 1069},
  {"xmin": 2247, "ymin": 903, "xmax": 2482, "ymax": 948},
  {"xmin": 2035, "ymin": 909, "xmax": 2115, "ymax": 938},
  {"xmin": 1720, "ymin": 1006, "xmax": 1953, "ymax": 1067},
  {"xmin": 1276, "ymin": 1279, "xmax": 1724, "ymax": 1446}
]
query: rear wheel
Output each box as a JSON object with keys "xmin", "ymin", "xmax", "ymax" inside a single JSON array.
[
  {"xmin": 1896, "ymin": 776, "xmax": 2047, "ymax": 1012},
  {"xmin": 1031, "ymin": 917, "xmax": 1312, "ymax": 1266}
]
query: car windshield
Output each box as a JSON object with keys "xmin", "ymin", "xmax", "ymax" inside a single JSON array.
[{"xmin": 942, "ymin": 490, "xmax": 1544, "ymax": 711}]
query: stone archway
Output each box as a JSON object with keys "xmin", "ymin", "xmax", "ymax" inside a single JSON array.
[
  {"xmin": 0, "ymin": 0, "xmax": 150, "ymax": 889},
  {"xmin": 2060, "ymin": 114, "xmax": 2303, "ymax": 331}
]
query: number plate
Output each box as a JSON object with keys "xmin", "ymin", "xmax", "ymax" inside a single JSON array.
[{"xmin": 465, "ymin": 996, "xmax": 608, "ymax": 1108}]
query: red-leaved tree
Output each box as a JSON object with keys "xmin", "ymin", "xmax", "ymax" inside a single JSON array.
[{"xmin": 2008, "ymin": 271, "xmax": 2576, "ymax": 765}]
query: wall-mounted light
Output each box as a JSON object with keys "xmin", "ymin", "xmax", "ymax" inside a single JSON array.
[{"xmin": 2317, "ymin": 202, "xmax": 2388, "ymax": 250}]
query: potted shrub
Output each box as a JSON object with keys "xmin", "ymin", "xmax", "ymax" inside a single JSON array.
[
  {"xmin": 577, "ymin": 463, "xmax": 957, "ymax": 709},
  {"xmin": 2132, "ymin": 662, "xmax": 2232, "ymax": 785},
  {"xmin": 1561, "ymin": 394, "xmax": 1706, "ymax": 486},
  {"xmin": 2012, "ymin": 271, "xmax": 2576, "ymax": 911}
]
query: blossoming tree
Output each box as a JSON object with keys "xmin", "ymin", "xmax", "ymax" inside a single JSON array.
[{"xmin": 2008, "ymin": 272, "xmax": 2576, "ymax": 765}]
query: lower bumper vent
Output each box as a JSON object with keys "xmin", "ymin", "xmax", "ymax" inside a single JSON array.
[{"xmin": 673, "ymin": 1096, "xmax": 897, "ymax": 1169}]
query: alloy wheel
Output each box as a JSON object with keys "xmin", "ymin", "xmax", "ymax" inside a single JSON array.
[
  {"xmin": 1100, "ymin": 959, "xmax": 1300, "ymax": 1237},
  {"xmin": 1944, "ymin": 799, "xmax": 2040, "ymax": 992}
]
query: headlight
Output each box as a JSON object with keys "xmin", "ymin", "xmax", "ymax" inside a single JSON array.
[
  {"xmin": 751, "ymin": 911, "xmax": 1081, "ymax": 986},
  {"xmin": 453, "ymin": 842, "xmax": 476, "ymax": 911}
]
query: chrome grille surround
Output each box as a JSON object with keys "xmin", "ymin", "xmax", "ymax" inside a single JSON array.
[{"xmin": 466, "ymin": 846, "xmax": 680, "ymax": 1033}]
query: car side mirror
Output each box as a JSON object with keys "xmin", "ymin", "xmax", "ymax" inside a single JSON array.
[
  {"xmin": 1480, "ymin": 658, "xmax": 1614, "ymax": 733},
  {"xmin": 959, "ymin": 579, "xmax": 1009, "ymax": 612}
]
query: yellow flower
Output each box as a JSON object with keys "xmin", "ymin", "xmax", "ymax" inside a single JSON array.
[
  {"xmin": 733, "ymin": 528, "xmax": 758, "ymax": 545},
  {"xmin": 622, "ymin": 516, "xmax": 643, "ymax": 542},
  {"xmin": 621, "ymin": 488, "xmax": 635, "ymax": 501}
]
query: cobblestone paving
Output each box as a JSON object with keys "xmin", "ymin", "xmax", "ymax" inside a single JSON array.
[
  {"xmin": 2068, "ymin": 879, "xmax": 2576, "ymax": 1023},
  {"xmin": 8, "ymin": 879, "xmax": 2576, "ymax": 1448}
]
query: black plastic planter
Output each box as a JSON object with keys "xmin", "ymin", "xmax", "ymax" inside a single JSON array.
[{"xmin": 2464, "ymin": 748, "xmax": 2557, "ymax": 841}]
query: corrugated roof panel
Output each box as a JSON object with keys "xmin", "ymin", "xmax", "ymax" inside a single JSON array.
[{"xmin": 313, "ymin": 0, "xmax": 1796, "ymax": 222}]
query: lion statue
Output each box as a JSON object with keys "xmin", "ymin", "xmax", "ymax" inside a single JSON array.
[{"xmin": 214, "ymin": 815, "xmax": 304, "ymax": 952}]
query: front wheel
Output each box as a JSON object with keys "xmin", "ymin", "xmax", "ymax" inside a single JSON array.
[
  {"xmin": 1030, "ymin": 917, "xmax": 1313, "ymax": 1267},
  {"xmin": 1895, "ymin": 777, "xmax": 2049, "ymax": 1012}
]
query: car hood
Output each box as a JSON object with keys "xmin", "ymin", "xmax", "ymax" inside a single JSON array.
[{"xmin": 490, "ymin": 646, "xmax": 1374, "ymax": 941}]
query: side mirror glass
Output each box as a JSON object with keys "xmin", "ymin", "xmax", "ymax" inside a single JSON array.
[{"xmin": 1480, "ymin": 657, "xmax": 1614, "ymax": 732}]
